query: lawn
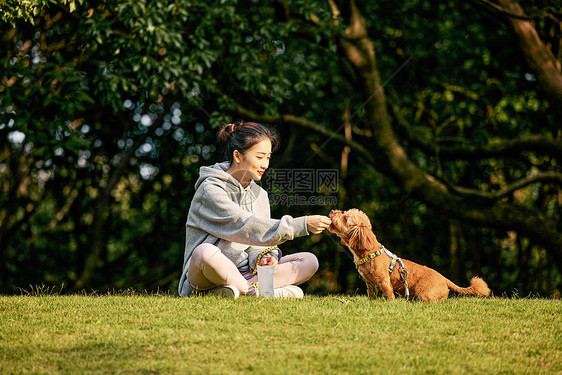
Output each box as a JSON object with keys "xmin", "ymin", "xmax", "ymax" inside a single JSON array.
[{"xmin": 0, "ymin": 294, "xmax": 560, "ymax": 374}]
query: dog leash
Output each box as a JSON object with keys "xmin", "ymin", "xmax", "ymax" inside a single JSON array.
[{"xmin": 355, "ymin": 245, "xmax": 410, "ymax": 299}]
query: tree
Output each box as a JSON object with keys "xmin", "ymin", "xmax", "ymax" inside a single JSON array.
[
  {"xmin": 1, "ymin": 0, "xmax": 219, "ymax": 291},
  {"xmin": 233, "ymin": 0, "xmax": 561, "ymax": 295},
  {"xmin": 1, "ymin": 0, "xmax": 560, "ymax": 296},
  {"xmin": 332, "ymin": 0, "xmax": 562, "ymax": 257}
]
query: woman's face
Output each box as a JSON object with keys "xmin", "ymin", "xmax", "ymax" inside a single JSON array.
[{"xmin": 231, "ymin": 138, "xmax": 272, "ymax": 186}]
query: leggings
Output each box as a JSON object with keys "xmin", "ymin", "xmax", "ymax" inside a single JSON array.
[{"xmin": 188, "ymin": 243, "xmax": 319, "ymax": 295}]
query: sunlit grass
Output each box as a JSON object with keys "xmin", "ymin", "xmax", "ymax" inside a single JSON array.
[{"xmin": 0, "ymin": 294, "xmax": 560, "ymax": 374}]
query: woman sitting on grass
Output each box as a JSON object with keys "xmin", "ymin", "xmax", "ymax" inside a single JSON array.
[{"xmin": 178, "ymin": 121, "xmax": 331, "ymax": 298}]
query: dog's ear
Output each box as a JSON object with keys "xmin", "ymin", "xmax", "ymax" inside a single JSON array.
[
  {"xmin": 347, "ymin": 225, "xmax": 378, "ymax": 251},
  {"xmin": 346, "ymin": 226, "xmax": 360, "ymax": 249}
]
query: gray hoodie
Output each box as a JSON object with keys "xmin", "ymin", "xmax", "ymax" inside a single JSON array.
[{"xmin": 178, "ymin": 162, "xmax": 309, "ymax": 296}]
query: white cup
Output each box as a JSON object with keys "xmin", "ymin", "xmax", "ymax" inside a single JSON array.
[{"xmin": 257, "ymin": 264, "xmax": 275, "ymax": 298}]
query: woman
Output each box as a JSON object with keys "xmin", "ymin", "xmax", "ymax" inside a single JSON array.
[{"xmin": 178, "ymin": 121, "xmax": 331, "ymax": 298}]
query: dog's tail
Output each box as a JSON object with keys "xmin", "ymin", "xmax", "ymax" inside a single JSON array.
[{"xmin": 446, "ymin": 276, "xmax": 491, "ymax": 297}]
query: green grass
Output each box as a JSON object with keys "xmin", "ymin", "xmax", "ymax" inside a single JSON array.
[{"xmin": 0, "ymin": 294, "xmax": 560, "ymax": 374}]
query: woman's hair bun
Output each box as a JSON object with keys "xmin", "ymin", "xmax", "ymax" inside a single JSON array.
[{"xmin": 217, "ymin": 122, "xmax": 241, "ymax": 144}]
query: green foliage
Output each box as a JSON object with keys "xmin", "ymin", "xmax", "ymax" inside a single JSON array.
[
  {"xmin": 0, "ymin": 0, "xmax": 560, "ymax": 296},
  {"xmin": 0, "ymin": 0, "xmax": 81, "ymax": 25}
]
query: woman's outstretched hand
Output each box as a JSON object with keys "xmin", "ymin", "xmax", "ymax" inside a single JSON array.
[{"xmin": 306, "ymin": 215, "xmax": 332, "ymax": 234}]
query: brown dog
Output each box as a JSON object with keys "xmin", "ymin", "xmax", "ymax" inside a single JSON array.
[{"xmin": 328, "ymin": 209, "xmax": 491, "ymax": 302}]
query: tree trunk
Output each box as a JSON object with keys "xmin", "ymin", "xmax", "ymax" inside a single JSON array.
[
  {"xmin": 334, "ymin": 0, "xmax": 562, "ymax": 264},
  {"xmin": 496, "ymin": 0, "xmax": 562, "ymax": 113}
]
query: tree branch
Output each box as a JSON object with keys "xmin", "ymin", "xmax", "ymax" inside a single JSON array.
[
  {"xmin": 445, "ymin": 171, "xmax": 562, "ymax": 200},
  {"xmin": 467, "ymin": 0, "xmax": 532, "ymax": 21},
  {"xmin": 234, "ymin": 102, "xmax": 376, "ymax": 164},
  {"xmin": 468, "ymin": 0, "xmax": 561, "ymax": 22},
  {"xmin": 389, "ymin": 100, "xmax": 562, "ymax": 160},
  {"xmin": 438, "ymin": 135, "xmax": 562, "ymax": 160}
]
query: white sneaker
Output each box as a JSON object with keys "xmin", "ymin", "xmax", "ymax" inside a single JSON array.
[
  {"xmin": 273, "ymin": 285, "xmax": 304, "ymax": 299},
  {"xmin": 206, "ymin": 285, "xmax": 240, "ymax": 299}
]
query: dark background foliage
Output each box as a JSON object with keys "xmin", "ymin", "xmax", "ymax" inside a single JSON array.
[{"xmin": 1, "ymin": 0, "xmax": 560, "ymax": 297}]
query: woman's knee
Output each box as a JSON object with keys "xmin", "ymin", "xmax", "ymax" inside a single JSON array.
[
  {"xmin": 192, "ymin": 243, "xmax": 221, "ymax": 264},
  {"xmin": 307, "ymin": 252, "xmax": 320, "ymax": 273},
  {"xmin": 299, "ymin": 252, "xmax": 319, "ymax": 276},
  {"xmin": 281, "ymin": 252, "xmax": 319, "ymax": 273}
]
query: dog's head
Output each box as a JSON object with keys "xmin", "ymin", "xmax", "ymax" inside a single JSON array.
[{"xmin": 328, "ymin": 209, "xmax": 379, "ymax": 252}]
